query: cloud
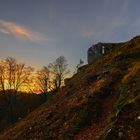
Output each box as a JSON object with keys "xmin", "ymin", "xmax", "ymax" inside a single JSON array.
[
  {"xmin": 0, "ymin": 28, "xmax": 10, "ymax": 34},
  {"xmin": 0, "ymin": 19, "xmax": 45, "ymax": 41}
]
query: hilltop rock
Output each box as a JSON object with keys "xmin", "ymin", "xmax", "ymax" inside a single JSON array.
[{"xmin": 87, "ymin": 42, "xmax": 124, "ymax": 63}]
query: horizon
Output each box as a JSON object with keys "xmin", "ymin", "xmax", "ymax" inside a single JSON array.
[{"xmin": 0, "ymin": 0, "xmax": 140, "ymax": 70}]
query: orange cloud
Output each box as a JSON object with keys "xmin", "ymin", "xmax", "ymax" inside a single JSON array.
[{"xmin": 0, "ymin": 19, "xmax": 44, "ymax": 41}]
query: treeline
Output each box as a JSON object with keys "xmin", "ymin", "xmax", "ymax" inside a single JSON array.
[
  {"xmin": 0, "ymin": 55, "xmax": 84, "ymax": 132},
  {"xmin": 37, "ymin": 56, "xmax": 69, "ymax": 93},
  {"xmin": 0, "ymin": 56, "xmax": 69, "ymax": 94},
  {"xmin": 0, "ymin": 56, "xmax": 70, "ymax": 132},
  {"xmin": 0, "ymin": 92, "xmax": 44, "ymax": 132}
]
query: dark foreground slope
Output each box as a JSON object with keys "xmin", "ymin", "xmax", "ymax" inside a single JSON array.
[
  {"xmin": 0, "ymin": 93, "xmax": 44, "ymax": 133},
  {"xmin": 0, "ymin": 36, "xmax": 140, "ymax": 140}
]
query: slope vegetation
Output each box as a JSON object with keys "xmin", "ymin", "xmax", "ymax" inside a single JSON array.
[{"xmin": 0, "ymin": 36, "xmax": 140, "ymax": 140}]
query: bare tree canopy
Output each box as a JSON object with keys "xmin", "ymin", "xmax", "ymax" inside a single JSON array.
[
  {"xmin": 50, "ymin": 56, "xmax": 69, "ymax": 89},
  {"xmin": 0, "ymin": 57, "xmax": 34, "ymax": 123},
  {"xmin": 37, "ymin": 66, "xmax": 51, "ymax": 93},
  {"xmin": 0, "ymin": 57, "xmax": 34, "ymax": 93}
]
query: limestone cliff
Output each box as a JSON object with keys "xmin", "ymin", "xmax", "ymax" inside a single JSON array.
[{"xmin": 87, "ymin": 42, "xmax": 124, "ymax": 63}]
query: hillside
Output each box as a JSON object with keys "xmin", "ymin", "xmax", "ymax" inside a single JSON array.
[{"xmin": 0, "ymin": 36, "xmax": 140, "ymax": 140}]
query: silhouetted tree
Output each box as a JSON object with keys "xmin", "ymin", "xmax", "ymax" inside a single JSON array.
[
  {"xmin": 4, "ymin": 57, "xmax": 34, "ymax": 94},
  {"xmin": 0, "ymin": 60, "xmax": 6, "ymax": 95},
  {"xmin": 49, "ymin": 56, "xmax": 69, "ymax": 90},
  {"xmin": 37, "ymin": 66, "xmax": 51, "ymax": 94},
  {"xmin": 0, "ymin": 57, "xmax": 34, "ymax": 123}
]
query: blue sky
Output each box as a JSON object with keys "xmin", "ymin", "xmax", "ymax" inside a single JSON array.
[{"xmin": 0, "ymin": 0, "xmax": 140, "ymax": 70}]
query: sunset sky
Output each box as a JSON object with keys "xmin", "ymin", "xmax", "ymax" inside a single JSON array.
[{"xmin": 0, "ymin": 0, "xmax": 140, "ymax": 70}]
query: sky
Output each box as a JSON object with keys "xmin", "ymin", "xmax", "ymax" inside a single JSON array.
[{"xmin": 0, "ymin": 0, "xmax": 140, "ymax": 71}]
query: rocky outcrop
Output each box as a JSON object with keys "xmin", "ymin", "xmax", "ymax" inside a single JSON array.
[{"xmin": 87, "ymin": 42, "xmax": 124, "ymax": 63}]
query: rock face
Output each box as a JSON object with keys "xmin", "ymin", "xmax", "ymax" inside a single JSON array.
[{"xmin": 87, "ymin": 42, "xmax": 124, "ymax": 63}]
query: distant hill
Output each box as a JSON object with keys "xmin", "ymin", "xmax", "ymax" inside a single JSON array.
[{"xmin": 0, "ymin": 36, "xmax": 140, "ymax": 140}]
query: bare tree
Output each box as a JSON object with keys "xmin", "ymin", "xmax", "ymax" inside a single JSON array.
[
  {"xmin": 0, "ymin": 57, "xmax": 34, "ymax": 123},
  {"xmin": 0, "ymin": 60, "xmax": 7, "ymax": 94},
  {"xmin": 49, "ymin": 56, "xmax": 69, "ymax": 89},
  {"xmin": 37, "ymin": 66, "xmax": 51, "ymax": 94},
  {"xmin": 4, "ymin": 57, "xmax": 34, "ymax": 93}
]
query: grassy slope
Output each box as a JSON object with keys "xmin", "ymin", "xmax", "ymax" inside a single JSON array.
[{"xmin": 0, "ymin": 36, "xmax": 140, "ymax": 140}]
